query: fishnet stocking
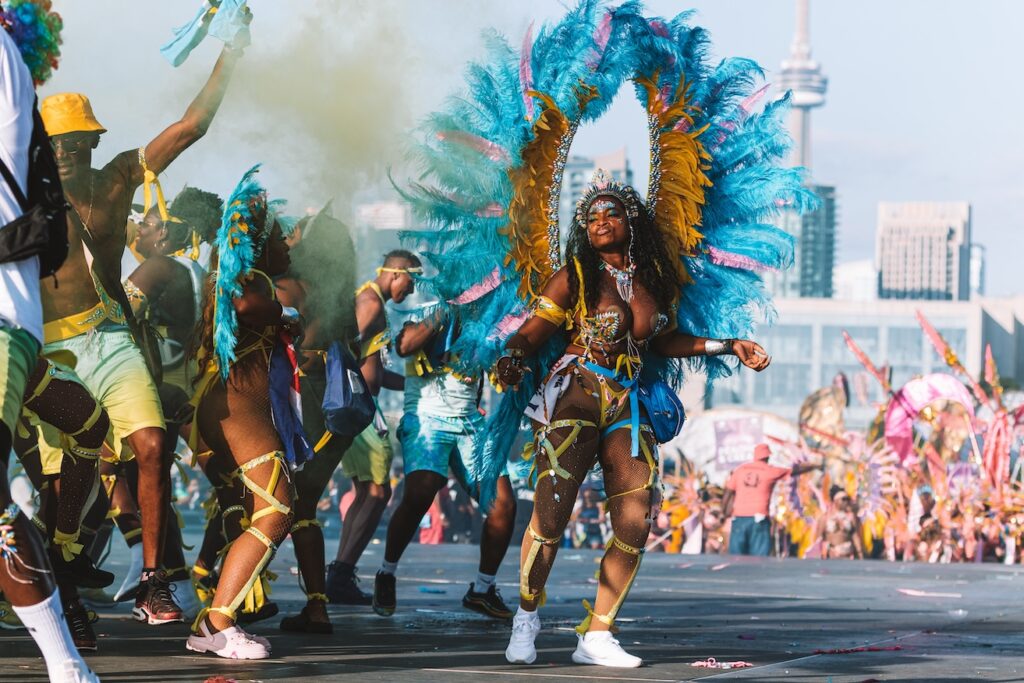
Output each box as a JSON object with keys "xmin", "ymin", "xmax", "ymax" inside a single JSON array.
[
  {"xmin": 196, "ymin": 362, "xmax": 293, "ymax": 631},
  {"xmin": 518, "ymin": 365, "xmax": 656, "ymax": 632},
  {"xmin": 22, "ymin": 361, "xmax": 109, "ymax": 542}
]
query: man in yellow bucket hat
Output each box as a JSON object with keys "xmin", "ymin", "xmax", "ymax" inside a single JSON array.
[{"xmin": 33, "ymin": 7, "xmax": 251, "ymax": 629}]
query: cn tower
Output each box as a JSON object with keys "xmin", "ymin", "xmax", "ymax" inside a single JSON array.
[{"xmin": 777, "ymin": 0, "xmax": 827, "ymax": 170}]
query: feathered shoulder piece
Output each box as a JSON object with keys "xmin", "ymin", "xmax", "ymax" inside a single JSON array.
[
  {"xmin": 212, "ymin": 164, "xmax": 269, "ymax": 378},
  {"xmin": 1, "ymin": 0, "xmax": 62, "ymax": 85}
]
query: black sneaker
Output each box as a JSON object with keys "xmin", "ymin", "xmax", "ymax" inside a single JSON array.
[
  {"xmin": 463, "ymin": 583, "xmax": 514, "ymax": 619},
  {"xmin": 372, "ymin": 571, "xmax": 396, "ymax": 617},
  {"xmin": 132, "ymin": 571, "xmax": 184, "ymax": 625},
  {"xmin": 63, "ymin": 597, "xmax": 97, "ymax": 652},
  {"xmin": 326, "ymin": 561, "xmax": 372, "ymax": 605},
  {"xmin": 49, "ymin": 547, "xmax": 115, "ymax": 589}
]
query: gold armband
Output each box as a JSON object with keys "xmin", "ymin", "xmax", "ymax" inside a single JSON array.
[
  {"xmin": 122, "ymin": 279, "xmax": 149, "ymax": 317},
  {"xmin": 534, "ymin": 295, "xmax": 569, "ymax": 327}
]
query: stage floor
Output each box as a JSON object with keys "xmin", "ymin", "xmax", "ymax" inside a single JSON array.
[{"xmin": 3, "ymin": 540, "xmax": 1024, "ymax": 682}]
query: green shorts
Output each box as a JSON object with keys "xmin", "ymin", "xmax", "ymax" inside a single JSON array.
[
  {"xmin": 0, "ymin": 326, "xmax": 39, "ymax": 437},
  {"xmin": 39, "ymin": 322, "xmax": 164, "ymax": 462},
  {"xmin": 342, "ymin": 422, "xmax": 394, "ymax": 486}
]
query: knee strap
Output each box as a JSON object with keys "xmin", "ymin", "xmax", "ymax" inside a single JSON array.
[
  {"xmin": 234, "ymin": 451, "xmax": 291, "ymax": 525},
  {"xmin": 67, "ymin": 402, "xmax": 103, "ymax": 440},
  {"xmin": 520, "ymin": 524, "xmax": 560, "ymax": 606},
  {"xmin": 306, "ymin": 591, "xmax": 328, "ymax": 603},
  {"xmin": 290, "ymin": 518, "xmax": 322, "ymax": 534},
  {"xmin": 221, "ymin": 504, "xmax": 251, "ymax": 534},
  {"xmin": 576, "ymin": 534, "xmax": 645, "ymax": 635}
]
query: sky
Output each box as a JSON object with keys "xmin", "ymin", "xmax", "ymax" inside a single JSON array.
[{"xmin": 43, "ymin": 1, "xmax": 1024, "ymax": 296}]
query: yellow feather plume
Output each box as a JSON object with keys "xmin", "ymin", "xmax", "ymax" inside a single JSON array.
[{"xmin": 637, "ymin": 74, "xmax": 713, "ymax": 287}]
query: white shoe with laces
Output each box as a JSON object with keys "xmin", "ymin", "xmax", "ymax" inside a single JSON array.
[
  {"xmin": 55, "ymin": 659, "xmax": 100, "ymax": 683},
  {"xmin": 571, "ymin": 631, "xmax": 642, "ymax": 668},
  {"xmin": 504, "ymin": 608, "xmax": 540, "ymax": 664},
  {"xmin": 186, "ymin": 620, "xmax": 271, "ymax": 659}
]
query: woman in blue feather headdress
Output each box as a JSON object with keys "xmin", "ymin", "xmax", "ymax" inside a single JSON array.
[
  {"xmin": 186, "ymin": 166, "xmax": 305, "ymax": 660},
  {"xmin": 399, "ymin": 1, "xmax": 815, "ymax": 669}
]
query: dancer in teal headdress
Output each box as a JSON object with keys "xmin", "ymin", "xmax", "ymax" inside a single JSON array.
[{"xmin": 399, "ymin": 1, "xmax": 815, "ymax": 668}]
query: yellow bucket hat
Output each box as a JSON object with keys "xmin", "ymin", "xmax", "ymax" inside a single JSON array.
[{"xmin": 40, "ymin": 93, "xmax": 107, "ymax": 137}]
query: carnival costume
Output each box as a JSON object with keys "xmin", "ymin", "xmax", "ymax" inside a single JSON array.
[
  {"xmin": 186, "ymin": 166, "xmax": 309, "ymax": 659},
  {"xmin": 398, "ymin": 0, "xmax": 813, "ymax": 665}
]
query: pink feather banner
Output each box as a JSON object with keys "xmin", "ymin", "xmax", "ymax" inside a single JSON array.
[
  {"xmin": 489, "ymin": 310, "xmax": 529, "ymax": 341},
  {"xmin": 520, "ymin": 22, "xmax": 535, "ymax": 120},
  {"xmin": 435, "ymin": 131, "xmax": 510, "ymax": 163},
  {"xmin": 706, "ymin": 246, "xmax": 776, "ymax": 273},
  {"xmin": 586, "ymin": 11, "xmax": 613, "ymax": 70},
  {"xmin": 447, "ymin": 267, "xmax": 502, "ymax": 305}
]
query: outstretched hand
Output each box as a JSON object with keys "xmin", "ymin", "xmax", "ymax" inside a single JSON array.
[{"xmin": 733, "ymin": 339, "xmax": 770, "ymax": 372}]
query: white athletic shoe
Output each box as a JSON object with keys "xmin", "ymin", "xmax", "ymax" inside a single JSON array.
[
  {"xmin": 186, "ymin": 621, "xmax": 271, "ymax": 660},
  {"xmin": 571, "ymin": 631, "xmax": 642, "ymax": 668},
  {"xmin": 504, "ymin": 608, "xmax": 540, "ymax": 664},
  {"xmin": 55, "ymin": 659, "xmax": 100, "ymax": 683},
  {"xmin": 170, "ymin": 579, "xmax": 201, "ymax": 622},
  {"xmin": 113, "ymin": 544, "xmax": 143, "ymax": 602}
]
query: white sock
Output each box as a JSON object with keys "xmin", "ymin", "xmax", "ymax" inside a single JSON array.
[
  {"xmin": 475, "ymin": 572, "xmax": 496, "ymax": 592},
  {"xmin": 379, "ymin": 560, "xmax": 398, "ymax": 575},
  {"xmin": 12, "ymin": 588, "xmax": 87, "ymax": 681},
  {"xmin": 514, "ymin": 606, "xmax": 539, "ymax": 623}
]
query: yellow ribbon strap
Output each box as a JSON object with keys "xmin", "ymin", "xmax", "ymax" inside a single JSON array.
[{"xmin": 138, "ymin": 147, "xmax": 170, "ymax": 221}]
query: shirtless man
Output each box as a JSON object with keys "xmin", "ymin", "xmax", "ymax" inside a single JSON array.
[
  {"xmin": 326, "ymin": 250, "xmax": 419, "ymax": 603},
  {"xmin": 38, "ymin": 30, "xmax": 247, "ymax": 625}
]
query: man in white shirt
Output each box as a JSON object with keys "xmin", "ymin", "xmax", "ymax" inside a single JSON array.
[{"xmin": 0, "ymin": 20, "xmax": 100, "ymax": 683}]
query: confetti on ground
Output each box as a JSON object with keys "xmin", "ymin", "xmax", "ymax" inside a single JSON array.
[
  {"xmin": 418, "ymin": 587, "xmax": 446, "ymax": 594},
  {"xmin": 711, "ymin": 563, "xmax": 730, "ymax": 571},
  {"xmin": 692, "ymin": 657, "xmax": 753, "ymax": 669}
]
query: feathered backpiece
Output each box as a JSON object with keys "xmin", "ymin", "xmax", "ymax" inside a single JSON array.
[
  {"xmin": 400, "ymin": 1, "xmax": 815, "ymax": 506},
  {"xmin": 0, "ymin": 0, "xmax": 62, "ymax": 85},
  {"xmin": 212, "ymin": 165, "xmax": 269, "ymax": 379}
]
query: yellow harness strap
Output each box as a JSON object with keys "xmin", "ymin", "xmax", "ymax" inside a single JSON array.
[
  {"xmin": 306, "ymin": 592, "xmax": 328, "ymax": 603},
  {"xmin": 532, "ymin": 419, "xmax": 596, "ymax": 484},
  {"xmin": 575, "ymin": 535, "xmax": 645, "ymax": 635},
  {"xmin": 234, "ymin": 451, "xmax": 290, "ymax": 525},
  {"xmin": 520, "ymin": 524, "xmax": 560, "ymax": 606},
  {"xmin": 313, "ymin": 430, "xmax": 333, "ymax": 453},
  {"xmin": 290, "ymin": 518, "xmax": 321, "ymax": 534}
]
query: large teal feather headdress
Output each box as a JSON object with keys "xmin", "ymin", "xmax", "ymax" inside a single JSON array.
[{"xmin": 213, "ymin": 164, "xmax": 268, "ymax": 379}]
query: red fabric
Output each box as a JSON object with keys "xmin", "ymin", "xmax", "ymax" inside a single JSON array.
[{"xmin": 725, "ymin": 460, "xmax": 790, "ymax": 517}]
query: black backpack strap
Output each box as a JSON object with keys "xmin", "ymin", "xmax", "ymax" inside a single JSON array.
[{"xmin": 0, "ymin": 152, "xmax": 28, "ymax": 211}]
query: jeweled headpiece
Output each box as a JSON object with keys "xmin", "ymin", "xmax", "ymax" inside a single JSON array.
[{"xmin": 573, "ymin": 168, "xmax": 644, "ymax": 229}]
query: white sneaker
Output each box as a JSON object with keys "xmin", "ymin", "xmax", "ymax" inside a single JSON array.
[
  {"xmin": 170, "ymin": 579, "xmax": 201, "ymax": 621},
  {"xmin": 185, "ymin": 621, "xmax": 271, "ymax": 659},
  {"xmin": 571, "ymin": 631, "xmax": 642, "ymax": 668},
  {"xmin": 55, "ymin": 659, "xmax": 100, "ymax": 683},
  {"xmin": 504, "ymin": 608, "xmax": 540, "ymax": 664},
  {"xmin": 113, "ymin": 544, "xmax": 143, "ymax": 602}
]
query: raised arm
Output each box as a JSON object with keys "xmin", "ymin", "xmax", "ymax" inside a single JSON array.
[{"xmin": 110, "ymin": 36, "xmax": 248, "ymax": 189}]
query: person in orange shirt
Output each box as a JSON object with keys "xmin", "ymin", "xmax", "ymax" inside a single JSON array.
[{"xmin": 723, "ymin": 444, "xmax": 821, "ymax": 556}]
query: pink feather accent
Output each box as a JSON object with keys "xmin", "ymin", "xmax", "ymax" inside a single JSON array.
[
  {"xmin": 475, "ymin": 202, "xmax": 505, "ymax": 218},
  {"xmin": 489, "ymin": 311, "xmax": 529, "ymax": 341},
  {"xmin": 740, "ymin": 83, "xmax": 771, "ymax": 117},
  {"xmin": 649, "ymin": 19, "xmax": 670, "ymax": 38},
  {"xmin": 706, "ymin": 246, "xmax": 776, "ymax": 273},
  {"xmin": 448, "ymin": 267, "xmax": 502, "ymax": 305},
  {"xmin": 435, "ymin": 131, "xmax": 510, "ymax": 163},
  {"xmin": 520, "ymin": 22, "xmax": 535, "ymax": 120},
  {"xmin": 586, "ymin": 11, "xmax": 613, "ymax": 70}
]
